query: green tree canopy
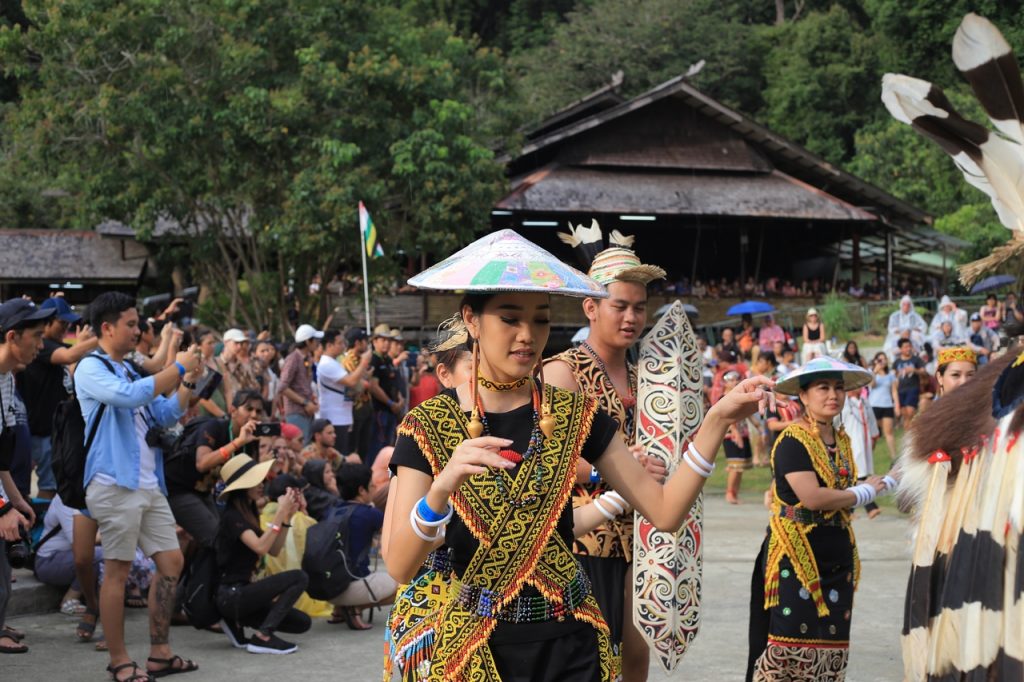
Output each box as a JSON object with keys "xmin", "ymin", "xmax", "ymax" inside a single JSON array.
[{"xmin": 0, "ymin": 0, "xmax": 508, "ymax": 332}]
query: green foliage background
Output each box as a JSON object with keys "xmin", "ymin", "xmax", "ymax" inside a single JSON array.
[{"xmin": 1, "ymin": 0, "xmax": 1022, "ymax": 328}]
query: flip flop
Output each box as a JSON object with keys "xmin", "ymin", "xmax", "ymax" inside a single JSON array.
[
  {"xmin": 0, "ymin": 632, "xmax": 27, "ymax": 654},
  {"xmin": 77, "ymin": 610, "xmax": 99, "ymax": 642},
  {"xmin": 146, "ymin": 655, "xmax": 198, "ymax": 678},
  {"xmin": 0, "ymin": 627, "xmax": 24, "ymax": 642}
]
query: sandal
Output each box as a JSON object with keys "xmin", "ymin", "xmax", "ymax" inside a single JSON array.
[
  {"xmin": 108, "ymin": 662, "xmax": 154, "ymax": 682},
  {"xmin": 327, "ymin": 607, "xmax": 347, "ymax": 625},
  {"xmin": 77, "ymin": 609, "xmax": 99, "ymax": 642},
  {"xmin": 0, "ymin": 626, "xmax": 24, "ymax": 641},
  {"xmin": 62, "ymin": 598, "xmax": 87, "ymax": 616},
  {"xmin": 343, "ymin": 608, "xmax": 373, "ymax": 631},
  {"xmin": 124, "ymin": 592, "xmax": 148, "ymax": 609},
  {"xmin": 0, "ymin": 632, "xmax": 27, "ymax": 654},
  {"xmin": 146, "ymin": 655, "xmax": 199, "ymax": 678}
]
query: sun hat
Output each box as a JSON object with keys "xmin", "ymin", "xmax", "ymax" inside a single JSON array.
[
  {"xmin": 937, "ymin": 346, "xmax": 977, "ymax": 367},
  {"xmin": 407, "ymin": 228, "xmax": 606, "ymax": 298},
  {"xmin": 223, "ymin": 328, "xmax": 248, "ymax": 343},
  {"xmin": 371, "ymin": 323, "xmax": 392, "ymax": 338},
  {"xmin": 295, "ymin": 324, "xmax": 324, "ymax": 344},
  {"xmin": 774, "ymin": 356, "xmax": 873, "ymax": 396},
  {"xmin": 218, "ymin": 454, "xmax": 274, "ymax": 499},
  {"xmin": 806, "ymin": 308, "xmax": 819, "ymax": 318},
  {"xmin": 389, "ymin": 328, "xmax": 404, "ymax": 342}
]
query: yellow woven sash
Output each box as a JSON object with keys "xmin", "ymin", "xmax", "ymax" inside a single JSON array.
[
  {"xmin": 764, "ymin": 424, "xmax": 860, "ymax": 617},
  {"xmin": 397, "ymin": 386, "xmax": 612, "ymax": 681}
]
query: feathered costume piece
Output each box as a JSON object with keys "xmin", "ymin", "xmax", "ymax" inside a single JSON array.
[
  {"xmin": 558, "ymin": 220, "xmax": 666, "ymax": 287},
  {"xmin": 884, "ymin": 16, "xmax": 1024, "ymax": 678},
  {"xmin": 881, "ymin": 13, "xmax": 1024, "ymax": 286}
]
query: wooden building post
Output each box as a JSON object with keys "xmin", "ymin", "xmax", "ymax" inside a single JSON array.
[{"xmin": 852, "ymin": 229, "xmax": 861, "ymax": 286}]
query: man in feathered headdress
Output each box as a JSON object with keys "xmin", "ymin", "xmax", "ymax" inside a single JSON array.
[
  {"xmin": 883, "ymin": 13, "xmax": 1024, "ymax": 681},
  {"xmin": 545, "ymin": 220, "xmax": 666, "ymax": 681}
]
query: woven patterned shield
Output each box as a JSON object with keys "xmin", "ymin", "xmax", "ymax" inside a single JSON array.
[{"xmin": 632, "ymin": 300, "xmax": 705, "ymax": 672}]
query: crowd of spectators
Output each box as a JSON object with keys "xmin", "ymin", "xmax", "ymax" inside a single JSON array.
[
  {"xmin": 653, "ymin": 273, "xmax": 942, "ymax": 301},
  {"xmin": 0, "ymin": 290, "xmax": 450, "ymax": 680}
]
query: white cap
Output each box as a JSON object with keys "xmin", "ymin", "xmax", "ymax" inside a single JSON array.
[
  {"xmin": 295, "ymin": 324, "xmax": 324, "ymax": 344},
  {"xmin": 223, "ymin": 328, "xmax": 248, "ymax": 343}
]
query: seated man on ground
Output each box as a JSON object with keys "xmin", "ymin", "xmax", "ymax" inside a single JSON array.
[
  {"xmin": 325, "ymin": 463, "xmax": 396, "ymax": 630},
  {"xmin": 300, "ymin": 419, "xmax": 360, "ymax": 471}
]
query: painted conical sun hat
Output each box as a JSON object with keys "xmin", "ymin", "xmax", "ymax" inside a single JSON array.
[
  {"xmin": 588, "ymin": 247, "xmax": 666, "ymax": 286},
  {"xmin": 407, "ymin": 229, "xmax": 607, "ymax": 298},
  {"xmin": 774, "ymin": 356, "xmax": 873, "ymax": 396}
]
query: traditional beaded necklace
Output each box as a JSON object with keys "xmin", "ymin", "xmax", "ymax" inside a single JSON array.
[
  {"xmin": 475, "ymin": 383, "xmax": 546, "ymax": 508},
  {"xmin": 580, "ymin": 340, "xmax": 636, "ymax": 430},
  {"xmin": 477, "ymin": 372, "xmax": 530, "ymax": 392}
]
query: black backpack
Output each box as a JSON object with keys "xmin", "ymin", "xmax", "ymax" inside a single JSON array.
[
  {"xmin": 180, "ymin": 546, "xmax": 221, "ymax": 629},
  {"xmin": 51, "ymin": 354, "xmax": 115, "ymax": 510},
  {"xmin": 163, "ymin": 416, "xmax": 220, "ymax": 491},
  {"xmin": 302, "ymin": 504, "xmax": 363, "ymax": 600}
]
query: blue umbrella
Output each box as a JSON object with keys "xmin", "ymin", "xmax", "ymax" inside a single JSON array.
[
  {"xmin": 726, "ymin": 301, "xmax": 775, "ymax": 316},
  {"xmin": 970, "ymin": 274, "xmax": 1016, "ymax": 294}
]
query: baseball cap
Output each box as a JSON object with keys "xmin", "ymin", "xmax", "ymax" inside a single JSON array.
[
  {"xmin": 0, "ymin": 299, "xmax": 56, "ymax": 333},
  {"xmin": 345, "ymin": 327, "xmax": 368, "ymax": 344},
  {"xmin": 970, "ymin": 312, "xmax": 981, "ymax": 322},
  {"xmin": 295, "ymin": 324, "xmax": 324, "ymax": 344},
  {"xmin": 40, "ymin": 297, "xmax": 82, "ymax": 323},
  {"xmin": 223, "ymin": 328, "xmax": 248, "ymax": 343}
]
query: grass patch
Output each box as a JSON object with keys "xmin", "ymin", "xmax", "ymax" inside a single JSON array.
[{"xmin": 702, "ymin": 431, "xmax": 904, "ymax": 508}]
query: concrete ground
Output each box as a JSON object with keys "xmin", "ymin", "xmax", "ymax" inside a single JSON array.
[{"xmin": 6, "ymin": 492, "xmax": 909, "ymax": 681}]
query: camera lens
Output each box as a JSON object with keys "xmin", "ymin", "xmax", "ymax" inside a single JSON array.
[{"xmin": 7, "ymin": 541, "xmax": 30, "ymax": 570}]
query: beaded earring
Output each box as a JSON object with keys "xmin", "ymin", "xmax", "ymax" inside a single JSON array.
[
  {"xmin": 536, "ymin": 359, "xmax": 556, "ymax": 439},
  {"xmin": 467, "ymin": 339, "xmax": 484, "ymax": 438}
]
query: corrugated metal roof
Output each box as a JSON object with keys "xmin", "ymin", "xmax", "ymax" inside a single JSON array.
[
  {"xmin": 497, "ymin": 166, "xmax": 876, "ymax": 221},
  {"xmin": 0, "ymin": 230, "xmax": 147, "ymax": 282}
]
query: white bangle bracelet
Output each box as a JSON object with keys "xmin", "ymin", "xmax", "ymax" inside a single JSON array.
[
  {"xmin": 683, "ymin": 450, "xmax": 713, "ymax": 478},
  {"xmin": 409, "ymin": 506, "xmax": 446, "ymax": 542},
  {"xmin": 687, "ymin": 443, "xmax": 714, "ymax": 472},
  {"xmin": 593, "ymin": 493, "xmax": 614, "ymax": 520},
  {"xmin": 600, "ymin": 491, "xmax": 627, "ymax": 515},
  {"xmin": 882, "ymin": 475, "xmax": 898, "ymax": 492}
]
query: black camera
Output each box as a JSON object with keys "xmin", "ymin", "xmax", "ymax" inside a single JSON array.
[
  {"xmin": 6, "ymin": 526, "xmax": 32, "ymax": 570},
  {"xmin": 145, "ymin": 426, "xmax": 178, "ymax": 452},
  {"xmin": 255, "ymin": 422, "xmax": 282, "ymax": 437}
]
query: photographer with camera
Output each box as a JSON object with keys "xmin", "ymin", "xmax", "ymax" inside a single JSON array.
[
  {"xmin": 166, "ymin": 389, "xmax": 266, "ymax": 551},
  {"xmin": 76, "ymin": 292, "xmax": 203, "ymax": 681},
  {"xmin": 0, "ymin": 298, "xmax": 52, "ymax": 654},
  {"xmin": 216, "ymin": 454, "xmax": 310, "ymax": 654}
]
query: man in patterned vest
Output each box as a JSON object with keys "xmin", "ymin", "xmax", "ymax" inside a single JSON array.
[{"xmin": 546, "ymin": 221, "xmax": 666, "ymax": 681}]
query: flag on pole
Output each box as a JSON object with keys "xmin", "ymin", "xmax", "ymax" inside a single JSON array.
[{"xmin": 359, "ymin": 201, "xmax": 384, "ymax": 259}]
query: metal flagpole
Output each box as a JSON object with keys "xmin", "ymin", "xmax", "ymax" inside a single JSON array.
[{"xmin": 360, "ymin": 209, "xmax": 372, "ymax": 334}]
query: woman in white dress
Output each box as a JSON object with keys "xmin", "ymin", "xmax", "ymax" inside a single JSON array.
[{"xmin": 841, "ymin": 387, "xmax": 880, "ymax": 518}]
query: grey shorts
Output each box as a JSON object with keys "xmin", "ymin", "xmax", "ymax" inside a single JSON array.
[
  {"xmin": 86, "ymin": 482, "xmax": 179, "ymax": 562},
  {"xmin": 328, "ymin": 571, "xmax": 396, "ymax": 607}
]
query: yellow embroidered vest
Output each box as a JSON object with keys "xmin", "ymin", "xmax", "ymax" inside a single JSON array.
[
  {"xmin": 764, "ymin": 423, "xmax": 860, "ymax": 617},
  {"xmin": 547, "ymin": 348, "xmax": 635, "ymax": 561},
  {"xmin": 392, "ymin": 386, "xmax": 613, "ymax": 681}
]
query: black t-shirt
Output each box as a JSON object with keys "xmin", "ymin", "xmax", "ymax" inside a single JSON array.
[
  {"xmin": 166, "ymin": 419, "xmax": 258, "ymax": 495},
  {"xmin": 893, "ymin": 356, "xmax": 924, "ymax": 392},
  {"xmin": 17, "ymin": 338, "xmax": 70, "ymax": 436},
  {"xmin": 370, "ymin": 351, "xmax": 397, "ymax": 411},
  {"xmin": 772, "ymin": 434, "xmax": 822, "ymax": 506},
  {"xmin": 390, "ymin": 390, "xmax": 618, "ymax": 643},
  {"xmin": 216, "ymin": 505, "xmax": 260, "ymax": 584}
]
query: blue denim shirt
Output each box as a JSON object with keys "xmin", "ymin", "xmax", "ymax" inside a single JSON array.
[{"xmin": 75, "ymin": 353, "xmax": 184, "ymax": 493}]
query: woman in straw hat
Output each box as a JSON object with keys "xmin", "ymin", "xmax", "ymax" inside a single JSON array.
[
  {"xmin": 384, "ymin": 230, "xmax": 773, "ymax": 681},
  {"xmin": 747, "ymin": 357, "xmax": 895, "ymax": 681},
  {"xmin": 214, "ymin": 454, "xmax": 311, "ymax": 655}
]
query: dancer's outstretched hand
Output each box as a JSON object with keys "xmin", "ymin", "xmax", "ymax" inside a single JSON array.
[{"xmin": 707, "ymin": 375, "xmax": 776, "ymax": 425}]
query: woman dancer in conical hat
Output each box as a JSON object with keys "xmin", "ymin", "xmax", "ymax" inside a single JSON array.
[{"xmin": 384, "ymin": 230, "xmax": 772, "ymax": 681}]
